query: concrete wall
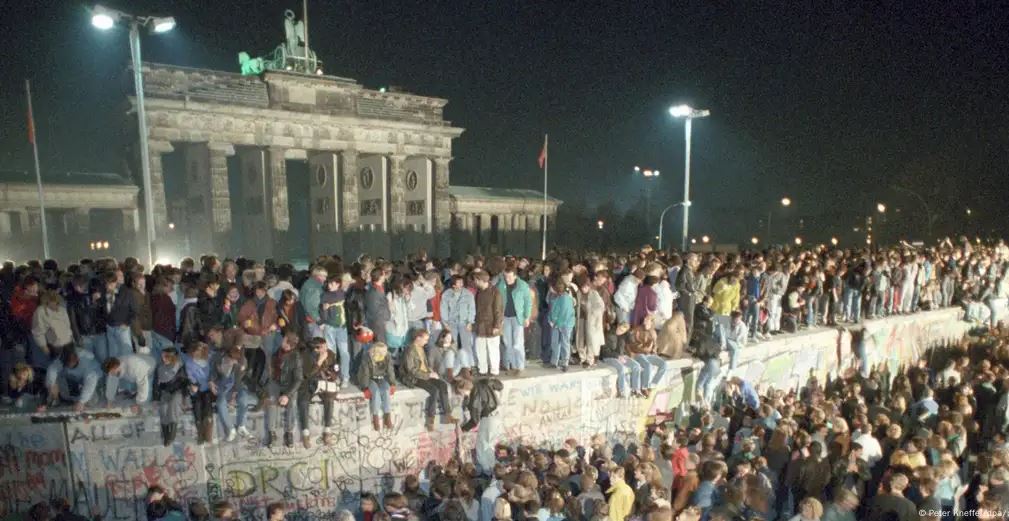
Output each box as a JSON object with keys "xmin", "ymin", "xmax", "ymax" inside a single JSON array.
[{"xmin": 0, "ymin": 309, "xmax": 968, "ymax": 520}]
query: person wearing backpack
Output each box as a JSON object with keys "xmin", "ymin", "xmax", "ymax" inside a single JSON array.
[{"xmin": 692, "ymin": 297, "xmax": 726, "ymax": 409}]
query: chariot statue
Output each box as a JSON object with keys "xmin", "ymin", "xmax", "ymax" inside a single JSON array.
[{"xmin": 238, "ymin": 9, "xmax": 323, "ymax": 75}]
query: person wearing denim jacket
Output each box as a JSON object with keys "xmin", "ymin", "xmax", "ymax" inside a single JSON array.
[
  {"xmin": 440, "ymin": 275, "xmax": 476, "ymax": 361},
  {"xmin": 547, "ymin": 280, "xmax": 576, "ymax": 372}
]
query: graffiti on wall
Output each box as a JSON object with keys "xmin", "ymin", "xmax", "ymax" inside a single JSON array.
[{"xmin": 0, "ymin": 309, "xmax": 967, "ymax": 520}]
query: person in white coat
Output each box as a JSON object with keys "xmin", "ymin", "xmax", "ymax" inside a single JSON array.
[
  {"xmin": 102, "ymin": 353, "xmax": 156, "ymax": 405},
  {"xmin": 614, "ymin": 270, "xmax": 643, "ymax": 325},
  {"xmin": 575, "ymin": 278, "xmax": 606, "ymax": 367}
]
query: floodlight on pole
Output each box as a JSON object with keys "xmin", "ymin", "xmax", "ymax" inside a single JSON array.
[
  {"xmin": 668, "ymin": 104, "xmax": 711, "ymax": 252},
  {"xmin": 89, "ymin": 3, "xmax": 175, "ymax": 268},
  {"xmin": 781, "ymin": 197, "xmax": 791, "ymax": 207},
  {"xmin": 877, "ymin": 203, "xmax": 887, "ymax": 213}
]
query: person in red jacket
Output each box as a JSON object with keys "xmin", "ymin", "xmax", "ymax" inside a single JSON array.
[{"xmin": 10, "ymin": 276, "xmax": 40, "ymax": 342}]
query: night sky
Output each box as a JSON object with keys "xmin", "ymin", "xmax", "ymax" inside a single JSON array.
[{"xmin": 2, "ymin": 1, "xmax": 1007, "ymax": 242}]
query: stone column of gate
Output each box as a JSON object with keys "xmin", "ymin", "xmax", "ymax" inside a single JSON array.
[
  {"xmin": 340, "ymin": 149, "xmax": 360, "ymax": 259},
  {"xmin": 433, "ymin": 157, "xmax": 452, "ymax": 257},
  {"xmin": 208, "ymin": 143, "xmax": 235, "ymax": 255},
  {"xmin": 388, "ymin": 155, "xmax": 408, "ymax": 230},
  {"xmin": 146, "ymin": 140, "xmax": 174, "ymax": 234},
  {"xmin": 265, "ymin": 147, "xmax": 290, "ymax": 261}
]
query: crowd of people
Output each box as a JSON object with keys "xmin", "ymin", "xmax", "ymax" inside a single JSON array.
[{"xmin": 1, "ymin": 236, "xmax": 1008, "ymax": 519}]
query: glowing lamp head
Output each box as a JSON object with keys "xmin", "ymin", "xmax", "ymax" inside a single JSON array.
[
  {"xmin": 597, "ymin": 220, "xmax": 604, "ymax": 230},
  {"xmin": 781, "ymin": 197, "xmax": 791, "ymax": 207},
  {"xmin": 91, "ymin": 13, "xmax": 115, "ymax": 30},
  {"xmin": 691, "ymin": 238, "xmax": 697, "ymax": 245},
  {"xmin": 152, "ymin": 16, "xmax": 176, "ymax": 33},
  {"xmin": 794, "ymin": 237, "xmax": 803, "ymax": 246},
  {"xmin": 751, "ymin": 237, "xmax": 759, "ymax": 245},
  {"xmin": 876, "ymin": 203, "xmax": 887, "ymax": 213},
  {"xmin": 831, "ymin": 237, "xmax": 839, "ymax": 246},
  {"xmin": 668, "ymin": 104, "xmax": 692, "ymax": 118},
  {"xmin": 702, "ymin": 235, "xmax": 710, "ymax": 244}
]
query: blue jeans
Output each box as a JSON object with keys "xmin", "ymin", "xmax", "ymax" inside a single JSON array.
[
  {"xmin": 843, "ymin": 288, "xmax": 861, "ymax": 322},
  {"xmin": 635, "ymin": 354, "xmax": 667, "ymax": 388},
  {"xmin": 368, "ymin": 380, "xmax": 391, "ymax": 415},
  {"xmin": 550, "ymin": 327, "xmax": 572, "ymax": 367},
  {"xmin": 216, "ymin": 380, "xmax": 250, "ymax": 433},
  {"xmin": 82, "ymin": 334, "xmax": 108, "ymax": 363},
  {"xmin": 322, "ymin": 325, "xmax": 351, "ymax": 388},
  {"xmin": 744, "ymin": 297, "xmax": 760, "ymax": 336},
  {"xmin": 726, "ymin": 339, "xmax": 742, "ymax": 370},
  {"xmin": 805, "ymin": 298, "xmax": 817, "ymax": 326},
  {"xmin": 106, "ymin": 326, "xmax": 133, "ymax": 358},
  {"xmin": 602, "ymin": 357, "xmax": 642, "ymax": 397},
  {"xmin": 696, "ymin": 358, "xmax": 721, "ymax": 405},
  {"xmin": 540, "ymin": 313, "xmax": 553, "ymax": 364},
  {"xmin": 503, "ymin": 317, "xmax": 526, "ymax": 371},
  {"xmin": 446, "ymin": 323, "xmax": 474, "ymax": 360},
  {"xmin": 151, "ymin": 332, "xmax": 174, "ymax": 354}
]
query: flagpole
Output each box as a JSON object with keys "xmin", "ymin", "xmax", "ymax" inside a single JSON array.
[
  {"xmin": 541, "ymin": 134, "xmax": 548, "ymax": 260},
  {"xmin": 25, "ymin": 79, "xmax": 50, "ymax": 260}
]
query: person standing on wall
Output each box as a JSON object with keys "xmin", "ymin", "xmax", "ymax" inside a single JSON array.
[
  {"xmin": 497, "ymin": 263, "xmax": 532, "ymax": 377},
  {"xmin": 473, "ymin": 271, "xmax": 504, "ymax": 377}
]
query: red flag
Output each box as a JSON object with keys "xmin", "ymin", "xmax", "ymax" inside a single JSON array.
[
  {"xmin": 27, "ymin": 106, "xmax": 35, "ymax": 145},
  {"xmin": 537, "ymin": 136, "xmax": 547, "ymax": 169}
]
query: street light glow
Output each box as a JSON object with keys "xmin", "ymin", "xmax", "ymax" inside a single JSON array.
[
  {"xmin": 751, "ymin": 237, "xmax": 759, "ymax": 245},
  {"xmin": 634, "ymin": 166, "xmax": 641, "ymax": 172},
  {"xmin": 794, "ymin": 237, "xmax": 802, "ymax": 245},
  {"xmin": 597, "ymin": 220, "xmax": 604, "ymax": 230},
  {"xmin": 168, "ymin": 222, "xmax": 175, "ymax": 230},
  {"xmin": 152, "ymin": 16, "xmax": 176, "ymax": 33},
  {"xmin": 702, "ymin": 235, "xmax": 710, "ymax": 244},
  {"xmin": 691, "ymin": 238, "xmax": 697, "ymax": 244},
  {"xmin": 781, "ymin": 197, "xmax": 791, "ymax": 207},
  {"xmin": 92, "ymin": 12, "xmax": 115, "ymax": 30},
  {"xmin": 668, "ymin": 104, "xmax": 692, "ymax": 117},
  {"xmin": 831, "ymin": 237, "xmax": 839, "ymax": 246},
  {"xmin": 877, "ymin": 203, "xmax": 886, "ymax": 213},
  {"xmin": 966, "ymin": 208, "xmax": 972, "ymax": 215}
]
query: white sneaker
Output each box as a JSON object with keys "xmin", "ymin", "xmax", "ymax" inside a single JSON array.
[
  {"xmin": 225, "ymin": 429, "xmax": 237, "ymax": 442},
  {"xmin": 237, "ymin": 426, "xmax": 251, "ymax": 438}
]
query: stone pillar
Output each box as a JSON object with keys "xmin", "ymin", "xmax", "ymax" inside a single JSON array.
[
  {"xmin": 433, "ymin": 157, "xmax": 452, "ymax": 257},
  {"xmin": 13, "ymin": 210, "xmax": 29, "ymax": 235},
  {"xmin": 122, "ymin": 208, "xmax": 140, "ymax": 233},
  {"xmin": 480, "ymin": 213, "xmax": 492, "ymax": 251},
  {"xmin": 266, "ymin": 147, "xmax": 289, "ymax": 233},
  {"xmin": 341, "ymin": 150, "xmax": 360, "ymax": 229},
  {"xmin": 147, "ymin": 140, "xmax": 174, "ymax": 232},
  {"xmin": 237, "ymin": 147, "xmax": 273, "ymax": 260},
  {"xmin": 308, "ymin": 151, "xmax": 342, "ymax": 259},
  {"xmin": 264, "ymin": 147, "xmax": 290, "ymax": 261},
  {"xmin": 0, "ymin": 212, "xmax": 11, "ymax": 237},
  {"xmin": 208, "ymin": 144, "xmax": 234, "ymax": 234},
  {"xmin": 388, "ymin": 155, "xmax": 407, "ymax": 231}
]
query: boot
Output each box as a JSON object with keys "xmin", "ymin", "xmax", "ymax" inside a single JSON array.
[
  {"xmin": 372, "ymin": 415, "xmax": 381, "ymax": 431},
  {"xmin": 252, "ymin": 389, "xmax": 267, "ymax": 413},
  {"xmin": 164, "ymin": 423, "xmax": 177, "ymax": 446},
  {"xmin": 266, "ymin": 431, "xmax": 278, "ymax": 448},
  {"xmin": 284, "ymin": 431, "xmax": 294, "ymax": 448},
  {"xmin": 383, "ymin": 413, "xmax": 393, "ymax": 430},
  {"xmin": 160, "ymin": 424, "xmax": 170, "ymax": 446},
  {"xmin": 195, "ymin": 419, "xmax": 206, "ymax": 445},
  {"xmin": 425, "ymin": 416, "xmax": 435, "ymax": 432},
  {"xmin": 302, "ymin": 431, "xmax": 312, "ymax": 450},
  {"xmin": 204, "ymin": 419, "xmax": 215, "ymax": 445}
]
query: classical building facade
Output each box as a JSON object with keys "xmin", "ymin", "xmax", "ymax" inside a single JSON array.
[
  {"xmin": 0, "ymin": 171, "xmax": 140, "ymax": 261},
  {"xmin": 449, "ymin": 186, "xmax": 561, "ymax": 256},
  {"xmin": 134, "ymin": 62, "xmax": 464, "ymax": 261}
]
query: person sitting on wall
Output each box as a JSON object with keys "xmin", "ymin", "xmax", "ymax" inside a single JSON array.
[
  {"xmin": 400, "ymin": 328, "xmax": 457, "ymax": 431},
  {"xmin": 356, "ymin": 341, "xmax": 397, "ymax": 431},
  {"xmin": 297, "ymin": 336, "xmax": 340, "ymax": 448}
]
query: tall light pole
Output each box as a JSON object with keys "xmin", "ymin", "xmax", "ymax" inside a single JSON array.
[
  {"xmin": 657, "ymin": 202, "xmax": 686, "ymax": 251},
  {"xmin": 891, "ymin": 185, "xmax": 934, "ymax": 241},
  {"xmin": 767, "ymin": 196, "xmax": 791, "ymax": 244},
  {"xmin": 91, "ymin": 4, "xmax": 176, "ymax": 267},
  {"xmin": 633, "ymin": 165, "xmax": 660, "ymax": 229},
  {"xmin": 668, "ymin": 104, "xmax": 710, "ymax": 252}
]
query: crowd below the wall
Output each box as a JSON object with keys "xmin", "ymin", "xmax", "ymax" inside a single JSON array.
[{"xmin": 1, "ymin": 236, "xmax": 1007, "ymax": 519}]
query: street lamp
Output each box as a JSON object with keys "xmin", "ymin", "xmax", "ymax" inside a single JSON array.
[
  {"xmin": 794, "ymin": 237, "xmax": 803, "ymax": 246},
  {"xmin": 668, "ymin": 104, "xmax": 710, "ymax": 252},
  {"xmin": 877, "ymin": 203, "xmax": 887, "ymax": 213},
  {"xmin": 657, "ymin": 202, "xmax": 687, "ymax": 250},
  {"xmin": 634, "ymin": 165, "xmax": 661, "ymax": 228},
  {"xmin": 767, "ymin": 196, "xmax": 792, "ymax": 244},
  {"xmin": 91, "ymin": 4, "xmax": 175, "ymax": 268},
  {"xmin": 597, "ymin": 220, "xmax": 604, "ymax": 230},
  {"xmin": 751, "ymin": 237, "xmax": 759, "ymax": 245},
  {"xmin": 701, "ymin": 235, "xmax": 710, "ymax": 244},
  {"xmin": 831, "ymin": 237, "xmax": 839, "ymax": 246}
]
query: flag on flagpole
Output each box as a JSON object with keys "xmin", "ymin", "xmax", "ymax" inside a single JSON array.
[
  {"xmin": 538, "ymin": 136, "xmax": 547, "ymax": 169},
  {"xmin": 27, "ymin": 105, "xmax": 35, "ymax": 144}
]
